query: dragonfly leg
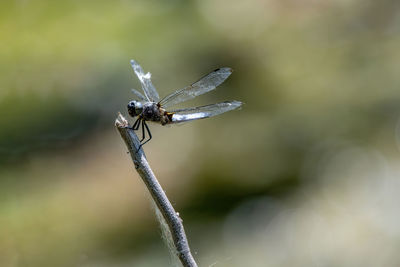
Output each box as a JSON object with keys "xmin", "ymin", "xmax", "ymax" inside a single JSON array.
[
  {"xmin": 139, "ymin": 121, "xmax": 152, "ymax": 148},
  {"xmin": 139, "ymin": 120, "xmax": 146, "ymax": 143},
  {"xmin": 132, "ymin": 117, "xmax": 141, "ymax": 130}
]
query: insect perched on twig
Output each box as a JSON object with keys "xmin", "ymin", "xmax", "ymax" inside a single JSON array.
[{"xmin": 127, "ymin": 60, "xmax": 242, "ymax": 147}]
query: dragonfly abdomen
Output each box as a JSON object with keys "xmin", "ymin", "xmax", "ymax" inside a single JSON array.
[{"xmin": 160, "ymin": 111, "xmax": 174, "ymax": 125}]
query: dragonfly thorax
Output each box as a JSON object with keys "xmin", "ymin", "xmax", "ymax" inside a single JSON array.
[{"xmin": 142, "ymin": 102, "xmax": 162, "ymax": 121}]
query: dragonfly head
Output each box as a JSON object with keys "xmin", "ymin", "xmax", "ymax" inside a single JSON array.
[{"xmin": 127, "ymin": 100, "xmax": 143, "ymax": 117}]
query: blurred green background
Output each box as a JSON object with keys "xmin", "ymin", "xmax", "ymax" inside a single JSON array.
[{"xmin": 1, "ymin": 0, "xmax": 400, "ymax": 266}]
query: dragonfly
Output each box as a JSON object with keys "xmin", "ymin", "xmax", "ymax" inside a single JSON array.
[{"xmin": 127, "ymin": 59, "xmax": 242, "ymax": 146}]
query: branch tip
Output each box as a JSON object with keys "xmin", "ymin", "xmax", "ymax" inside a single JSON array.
[{"xmin": 115, "ymin": 112, "xmax": 129, "ymax": 128}]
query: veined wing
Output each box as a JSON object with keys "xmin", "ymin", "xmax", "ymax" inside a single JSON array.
[
  {"xmin": 170, "ymin": 101, "xmax": 242, "ymax": 123},
  {"xmin": 159, "ymin": 68, "xmax": 233, "ymax": 108},
  {"xmin": 131, "ymin": 89, "xmax": 147, "ymax": 101},
  {"xmin": 130, "ymin": 59, "xmax": 160, "ymax": 102}
]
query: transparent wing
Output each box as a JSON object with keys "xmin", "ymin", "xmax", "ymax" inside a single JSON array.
[
  {"xmin": 131, "ymin": 89, "xmax": 147, "ymax": 101},
  {"xmin": 159, "ymin": 68, "xmax": 233, "ymax": 108},
  {"xmin": 170, "ymin": 101, "xmax": 242, "ymax": 123},
  {"xmin": 130, "ymin": 59, "xmax": 160, "ymax": 102}
]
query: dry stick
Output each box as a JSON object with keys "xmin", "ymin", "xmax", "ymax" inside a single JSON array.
[{"xmin": 115, "ymin": 113, "xmax": 198, "ymax": 267}]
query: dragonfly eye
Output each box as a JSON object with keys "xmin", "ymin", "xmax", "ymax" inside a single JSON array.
[{"xmin": 127, "ymin": 101, "xmax": 142, "ymax": 117}]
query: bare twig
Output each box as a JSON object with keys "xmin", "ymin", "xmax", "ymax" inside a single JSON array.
[{"xmin": 115, "ymin": 113, "xmax": 198, "ymax": 267}]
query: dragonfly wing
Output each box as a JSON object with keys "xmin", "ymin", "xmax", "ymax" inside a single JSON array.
[
  {"xmin": 130, "ymin": 60, "xmax": 160, "ymax": 102},
  {"xmin": 159, "ymin": 68, "xmax": 233, "ymax": 108},
  {"xmin": 131, "ymin": 89, "xmax": 147, "ymax": 101},
  {"xmin": 170, "ymin": 101, "xmax": 242, "ymax": 123}
]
